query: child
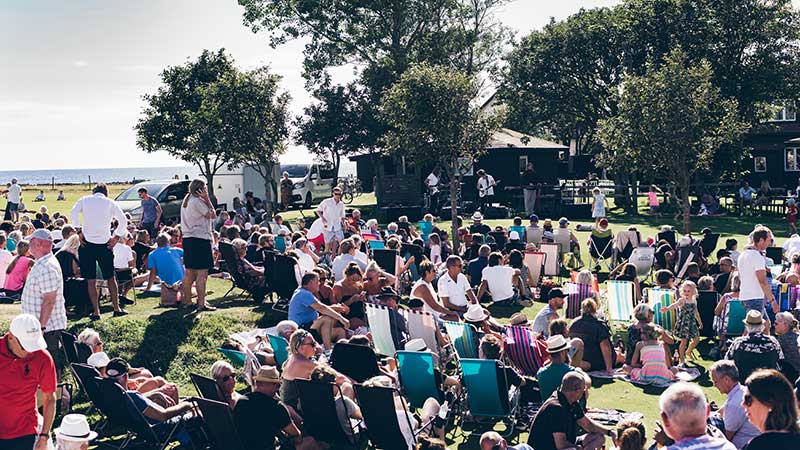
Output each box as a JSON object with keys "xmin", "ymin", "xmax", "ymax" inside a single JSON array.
[
  {"xmin": 223, "ymin": 210, "xmax": 236, "ymax": 227},
  {"xmin": 648, "ymin": 185, "xmax": 661, "ymax": 217},
  {"xmin": 622, "ymin": 323, "xmax": 676, "ymax": 384},
  {"xmin": 591, "ymin": 187, "xmax": 608, "ymax": 227},
  {"xmin": 661, "ymin": 280, "xmax": 702, "ymax": 366},
  {"xmin": 788, "ymin": 198, "xmax": 797, "ymax": 235},
  {"xmin": 610, "ymin": 419, "xmax": 647, "ymax": 450},
  {"xmin": 725, "ymin": 238, "xmax": 739, "ymax": 266}
]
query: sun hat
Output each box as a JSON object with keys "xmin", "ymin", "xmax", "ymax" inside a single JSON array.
[
  {"xmin": 404, "ymin": 338, "xmax": 428, "ymax": 352},
  {"xmin": 463, "ymin": 304, "xmax": 489, "ymax": 322},
  {"xmin": 548, "ymin": 288, "xmax": 565, "ymax": 299},
  {"xmin": 598, "ymin": 218, "xmax": 609, "ymax": 228},
  {"xmin": 545, "ymin": 335, "xmax": 570, "ymax": 354},
  {"xmin": 106, "ymin": 358, "xmax": 130, "ymax": 378},
  {"xmin": 744, "ymin": 310, "xmax": 764, "ymax": 326},
  {"xmin": 55, "ymin": 414, "xmax": 98, "ymax": 442},
  {"xmin": 30, "ymin": 228, "xmax": 53, "ymax": 242},
  {"xmin": 471, "ymin": 211, "xmax": 484, "ymax": 221},
  {"xmin": 376, "ymin": 286, "xmax": 401, "ymax": 301},
  {"xmin": 86, "ymin": 352, "xmax": 110, "ymax": 369},
  {"xmin": 509, "ymin": 312, "xmax": 529, "ymax": 326},
  {"xmin": 558, "ymin": 217, "xmax": 569, "ymax": 227},
  {"xmin": 529, "ymin": 214, "xmax": 539, "ymax": 223},
  {"xmin": 253, "ymin": 365, "xmax": 281, "ymax": 384},
  {"xmin": 509, "ymin": 231, "xmax": 520, "ymax": 240},
  {"xmin": 9, "ymin": 314, "xmax": 47, "ymax": 352}
]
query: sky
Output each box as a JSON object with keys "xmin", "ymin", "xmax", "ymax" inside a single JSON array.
[{"xmin": 0, "ymin": 0, "xmax": 620, "ymax": 170}]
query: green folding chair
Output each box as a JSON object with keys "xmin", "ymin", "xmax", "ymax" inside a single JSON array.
[
  {"xmin": 460, "ymin": 358, "xmax": 519, "ymax": 436},
  {"xmin": 726, "ymin": 300, "xmax": 746, "ymax": 336},
  {"xmin": 443, "ymin": 321, "xmax": 478, "ymax": 359},
  {"xmin": 396, "ymin": 351, "xmax": 441, "ymax": 410},
  {"xmin": 217, "ymin": 348, "xmax": 246, "ymax": 368},
  {"xmin": 267, "ymin": 334, "xmax": 289, "ymax": 369},
  {"xmin": 648, "ymin": 288, "xmax": 676, "ymax": 332},
  {"xmin": 418, "ymin": 221, "xmax": 433, "ymax": 243}
]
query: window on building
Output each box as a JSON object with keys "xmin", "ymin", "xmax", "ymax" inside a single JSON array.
[
  {"xmin": 755, "ymin": 156, "xmax": 767, "ymax": 173},
  {"xmin": 770, "ymin": 100, "xmax": 796, "ymax": 122},
  {"xmin": 785, "ymin": 148, "xmax": 799, "ymax": 171},
  {"xmin": 519, "ymin": 155, "xmax": 528, "ymax": 174}
]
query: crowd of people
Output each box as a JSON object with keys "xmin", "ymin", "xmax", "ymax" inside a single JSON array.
[{"xmin": 1, "ymin": 179, "xmax": 800, "ymax": 450}]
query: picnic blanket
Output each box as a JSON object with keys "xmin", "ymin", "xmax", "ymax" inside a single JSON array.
[
  {"xmin": 230, "ymin": 327, "xmax": 278, "ymax": 347},
  {"xmin": 586, "ymin": 408, "xmax": 645, "ymax": 427},
  {"xmin": 587, "ymin": 367, "xmax": 701, "ymax": 388}
]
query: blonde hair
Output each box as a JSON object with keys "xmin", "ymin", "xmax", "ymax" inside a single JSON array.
[
  {"xmin": 58, "ymin": 234, "xmax": 81, "ymax": 254},
  {"xmin": 575, "ymin": 270, "xmax": 594, "ymax": 286},
  {"xmin": 680, "ymin": 280, "xmax": 699, "ymax": 301},
  {"xmin": 7, "ymin": 240, "xmax": 30, "ymax": 274},
  {"xmin": 182, "ymin": 178, "xmax": 207, "ymax": 208},
  {"xmin": 581, "ymin": 298, "xmax": 598, "ymax": 316}
]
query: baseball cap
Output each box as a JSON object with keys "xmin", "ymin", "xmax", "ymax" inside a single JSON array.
[
  {"xmin": 106, "ymin": 357, "xmax": 130, "ymax": 378},
  {"xmin": 9, "ymin": 314, "xmax": 47, "ymax": 352},
  {"xmin": 509, "ymin": 231, "xmax": 520, "ymax": 240},
  {"xmin": 548, "ymin": 288, "xmax": 565, "ymax": 299},
  {"xmin": 30, "ymin": 228, "xmax": 53, "ymax": 242},
  {"xmin": 528, "ymin": 214, "xmax": 539, "ymax": 222},
  {"xmin": 559, "ymin": 217, "xmax": 569, "ymax": 226}
]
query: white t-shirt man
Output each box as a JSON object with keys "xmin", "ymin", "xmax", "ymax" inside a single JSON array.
[
  {"xmin": 425, "ymin": 172, "xmax": 440, "ymax": 194},
  {"xmin": 316, "ymin": 197, "xmax": 346, "ymax": 232},
  {"xmin": 113, "ymin": 243, "xmax": 134, "ymax": 270},
  {"xmin": 738, "ymin": 248, "xmax": 766, "ymax": 300},
  {"xmin": 7, "ymin": 183, "xmax": 21, "ymax": 204},
  {"xmin": 477, "ymin": 175, "xmax": 496, "ymax": 197},
  {"xmin": 481, "ymin": 265, "xmax": 515, "ymax": 301},
  {"xmin": 437, "ymin": 272, "xmax": 470, "ymax": 308}
]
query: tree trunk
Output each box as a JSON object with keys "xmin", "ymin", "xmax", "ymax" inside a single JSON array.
[
  {"xmin": 449, "ymin": 156, "xmax": 459, "ymax": 252},
  {"xmin": 681, "ymin": 178, "xmax": 691, "ymax": 234},
  {"xmin": 332, "ymin": 152, "xmax": 341, "ymax": 188},
  {"xmin": 630, "ymin": 172, "xmax": 638, "ymax": 216},
  {"xmin": 198, "ymin": 160, "xmax": 218, "ymax": 206}
]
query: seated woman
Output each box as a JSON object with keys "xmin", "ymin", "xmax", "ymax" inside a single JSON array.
[
  {"xmin": 363, "ymin": 261, "xmax": 396, "ymax": 301},
  {"xmin": 332, "ymin": 262, "xmax": 369, "ymax": 329},
  {"xmin": 548, "ymin": 319, "xmax": 585, "ymax": 369},
  {"xmin": 622, "ymin": 323, "xmax": 676, "ymax": 383},
  {"xmin": 386, "ymin": 238, "xmax": 415, "ymax": 290},
  {"xmin": 412, "ymin": 260, "xmax": 459, "ymax": 322},
  {"xmin": 211, "ymin": 360, "xmax": 242, "ymax": 409},
  {"xmin": 230, "ymin": 238, "xmax": 268, "ymax": 302},
  {"xmin": 308, "ymin": 365, "xmax": 362, "ymax": 441},
  {"xmin": 713, "ymin": 272, "xmax": 741, "ymax": 354},
  {"xmin": 568, "ymin": 298, "xmax": 624, "ymax": 373},
  {"xmin": 4, "ymin": 240, "xmax": 33, "ymax": 296},
  {"xmin": 508, "ymin": 249, "xmax": 535, "ymax": 299},
  {"xmin": 313, "ymin": 267, "xmax": 335, "ymax": 305},
  {"xmin": 610, "ymin": 262, "xmax": 641, "ymax": 302}
]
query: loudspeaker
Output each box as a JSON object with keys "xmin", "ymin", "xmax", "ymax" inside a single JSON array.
[
  {"xmin": 379, "ymin": 206, "xmax": 424, "ymax": 223},
  {"xmin": 482, "ymin": 205, "xmax": 509, "ymax": 219}
]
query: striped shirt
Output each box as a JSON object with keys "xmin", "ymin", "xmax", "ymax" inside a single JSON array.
[
  {"xmin": 666, "ymin": 435, "xmax": 737, "ymax": 450},
  {"xmin": 21, "ymin": 253, "xmax": 66, "ymax": 332}
]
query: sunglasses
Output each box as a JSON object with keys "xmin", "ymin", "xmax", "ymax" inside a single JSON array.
[
  {"xmin": 221, "ymin": 374, "xmax": 234, "ymax": 382},
  {"xmin": 743, "ymin": 394, "xmax": 753, "ymax": 407},
  {"xmin": 333, "ymin": 193, "xmax": 342, "ymax": 196}
]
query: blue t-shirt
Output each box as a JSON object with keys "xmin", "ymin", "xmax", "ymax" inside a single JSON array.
[
  {"xmin": 127, "ymin": 390, "xmax": 159, "ymax": 424},
  {"xmin": 147, "ymin": 246, "xmax": 185, "ymax": 285},
  {"xmin": 140, "ymin": 197, "xmax": 160, "ymax": 223},
  {"xmin": 288, "ymin": 287, "xmax": 319, "ymax": 326},
  {"xmin": 467, "ymin": 256, "xmax": 488, "ymax": 287}
]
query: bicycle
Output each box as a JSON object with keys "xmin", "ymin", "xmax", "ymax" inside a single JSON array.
[{"xmin": 339, "ymin": 175, "xmax": 363, "ymax": 204}]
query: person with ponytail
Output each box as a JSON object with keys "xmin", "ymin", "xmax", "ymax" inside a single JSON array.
[
  {"xmin": 3, "ymin": 239, "xmax": 33, "ymax": 296},
  {"xmin": 611, "ymin": 419, "xmax": 646, "ymax": 450},
  {"xmin": 179, "ymin": 178, "xmax": 217, "ymax": 311}
]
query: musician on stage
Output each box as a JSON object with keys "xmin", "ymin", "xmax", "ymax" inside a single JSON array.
[
  {"xmin": 425, "ymin": 167, "xmax": 441, "ymax": 215},
  {"xmin": 476, "ymin": 169, "xmax": 497, "ymax": 210},
  {"xmin": 521, "ymin": 162, "xmax": 540, "ymax": 215}
]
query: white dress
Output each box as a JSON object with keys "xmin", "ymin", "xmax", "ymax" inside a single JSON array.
[{"xmin": 592, "ymin": 193, "xmax": 606, "ymax": 218}]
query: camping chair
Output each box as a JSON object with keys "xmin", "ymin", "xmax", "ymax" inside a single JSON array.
[
  {"xmin": 330, "ymin": 342, "xmax": 383, "ymax": 383},
  {"xmin": 525, "ymin": 226, "xmax": 543, "ymax": 246},
  {"xmin": 765, "ymin": 246, "xmax": 784, "ymax": 265},
  {"xmin": 647, "ymin": 288, "xmax": 676, "ymax": 332},
  {"xmin": 698, "ymin": 291, "xmax": 719, "ymax": 338},
  {"xmin": 607, "ymin": 280, "xmax": 635, "ymax": 323},
  {"xmin": 553, "ymin": 228, "xmax": 572, "ymax": 258},
  {"xmin": 404, "ymin": 310, "xmax": 440, "ymax": 357},
  {"xmin": 725, "ymin": 300, "xmax": 747, "ymax": 336},
  {"xmin": 189, "ymin": 373, "xmax": 223, "ymax": 402},
  {"xmin": 219, "ymin": 242, "xmax": 253, "ymax": 300},
  {"xmin": 589, "ymin": 231, "xmax": 614, "ymax": 271},
  {"xmin": 372, "ymin": 248, "xmax": 398, "ymax": 275},
  {"xmin": 564, "ymin": 282, "xmax": 593, "ymax": 319},
  {"xmin": 442, "ymin": 321, "xmax": 479, "ymax": 359},
  {"xmin": 296, "ymin": 380, "xmax": 361, "ymax": 447},
  {"xmin": 60, "ymin": 330, "xmax": 81, "ymax": 365},
  {"xmin": 269, "ymin": 254, "xmax": 300, "ymax": 312},
  {"xmin": 396, "ymin": 351, "xmax": 442, "ymax": 409},
  {"xmin": 267, "ymin": 334, "xmax": 289, "ymax": 369},
  {"xmin": 628, "ymin": 246, "xmax": 656, "ymax": 283},
  {"xmin": 771, "ymin": 283, "xmax": 794, "ymax": 312},
  {"xmin": 657, "ymin": 229, "xmax": 677, "ymax": 250},
  {"xmin": 402, "ymin": 243, "xmax": 424, "ymax": 282},
  {"xmin": 460, "ymin": 358, "xmax": 520, "ymax": 437},
  {"xmin": 699, "ymin": 233, "xmax": 720, "ymax": 261},
  {"xmin": 674, "ymin": 244, "xmax": 703, "ymax": 280},
  {"xmin": 70, "ymin": 363, "xmax": 106, "ymax": 420},
  {"xmin": 368, "ymin": 240, "xmax": 386, "ymax": 250},
  {"xmin": 274, "ymin": 236, "xmax": 287, "ymax": 253},
  {"xmin": 523, "ymin": 251, "xmax": 545, "ymax": 288},
  {"xmin": 354, "ymin": 383, "xmax": 426, "ymax": 450},
  {"xmin": 503, "ymin": 326, "xmax": 548, "ymax": 377},
  {"xmin": 194, "ymin": 398, "xmax": 246, "ymax": 450},
  {"xmin": 614, "ymin": 230, "xmax": 641, "ymax": 264},
  {"xmin": 418, "ymin": 221, "xmax": 433, "ymax": 244},
  {"xmin": 217, "ymin": 348, "xmax": 246, "ymax": 368},
  {"xmin": 540, "ymin": 242, "xmax": 560, "ymax": 277},
  {"xmin": 94, "ymin": 377, "xmax": 184, "ymax": 450},
  {"xmin": 365, "ymin": 302, "xmax": 398, "ymax": 357}
]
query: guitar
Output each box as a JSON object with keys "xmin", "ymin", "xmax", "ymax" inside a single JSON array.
[{"xmin": 478, "ymin": 178, "xmax": 500, "ymax": 198}]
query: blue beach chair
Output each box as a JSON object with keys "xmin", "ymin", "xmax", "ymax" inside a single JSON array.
[
  {"xmin": 460, "ymin": 358, "xmax": 520, "ymax": 436},
  {"xmin": 267, "ymin": 334, "xmax": 289, "ymax": 369},
  {"xmin": 396, "ymin": 351, "xmax": 441, "ymax": 410},
  {"xmin": 443, "ymin": 321, "xmax": 478, "ymax": 359},
  {"xmin": 217, "ymin": 348, "xmax": 246, "ymax": 367}
]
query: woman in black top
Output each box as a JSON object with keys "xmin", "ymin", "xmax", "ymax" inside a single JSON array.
[
  {"xmin": 133, "ymin": 230, "xmax": 153, "ymax": 273},
  {"xmin": 742, "ymin": 369, "xmax": 800, "ymax": 450}
]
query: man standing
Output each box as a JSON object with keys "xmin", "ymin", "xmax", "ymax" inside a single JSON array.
[
  {"xmin": 425, "ymin": 167, "xmax": 441, "ymax": 215},
  {"xmin": 657, "ymin": 382, "xmax": 736, "ymax": 450},
  {"xmin": 527, "ymin": 372, "xmax": 614, "ymax": 450},
  {"xmin": 709, "ymin": 360, "xmax": 760, "ymax": 449},
  {"xmin": 4, "ymin": 178, "xmax": 21, "ymax": 222},
  {"xmin": 279, "ymin": 172, "xmax": 294, "ymax": 211},
  {"xmin": 737, "ymin": 226, "xmax": 779, "ymax": 333},
  {"xmin": 21, "ymin": 228, "xmax": 67, "ymax": 376},
  {"xmin": 0, "ymin": 314, "xmax": 57, "ymax": 450},
  {"xmin": 437, "ymin": 255, "xmax": 477, "ymax": 315},
  {"xmin": 70, "ymin": 183, "xmax": 128, "ymax": 320},
  {"xmin": 315, "ymin": 187, "xmax": 346, "ymax": 256},
  {"xmin": 521, "ymin": 162, "xmax": 539, "ymax": 215},
  {"xmin": 137, "ymin": 187, "xmax": 162, "ymax": 244},
  {"xmin": 532, "ymin": 289, "xmax": 566, "ymax": 337},
  {"xmin": 476, "ymin": 169, "xmax": 497, "ymax": 210}
]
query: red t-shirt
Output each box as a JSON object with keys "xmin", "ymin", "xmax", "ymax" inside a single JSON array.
[{"xmin": 0, "ymin": 334, "xmax": 57, "ymax": 439}]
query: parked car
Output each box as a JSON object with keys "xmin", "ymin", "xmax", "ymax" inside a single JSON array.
[
  {"xmin": 115, "ymin": 180, "xmax": 190, "ymax": 224},
  {"xmin": 280, "ymin": 163, "xmax": 336, "ymax": 208}
]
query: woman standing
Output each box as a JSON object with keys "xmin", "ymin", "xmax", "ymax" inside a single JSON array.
[
  {"xmin": 180, "ymin": 179, "xmax": 217, "ymax": 311},
  {"xmin": 741, "ymin": 369, "xmax": 800, "ymax": 449}
]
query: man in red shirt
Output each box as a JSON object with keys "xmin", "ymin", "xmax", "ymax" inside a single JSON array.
[{"xmin": 0, "ymin": 314, "xmax": 57, "ymax": 450}]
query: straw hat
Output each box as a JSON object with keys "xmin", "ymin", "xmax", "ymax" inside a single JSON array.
[
  {"xmin": 744, "ymin": 310, "xmax": 764, "ymax": 326},
  {"xmin": 254, "ymin": 365, "xmax": 281, "ymax": 384},
  {"xmin": 463, "ymin": 304, "xmax": 489, "ymax": 322},
  {"xmin": 55, "ymin": 414, "xmax": 98, "ymax": 442},
  {"xmin": 545, "ymin": 335, "xmax": 570, "ymax": 354},
  {"xmin": 471, "ymin": 211, "xmax": 484, "ymax": 221},
  {"xmin": 509, "ymin": 312, "xmax": 529, "ymax": 326}
]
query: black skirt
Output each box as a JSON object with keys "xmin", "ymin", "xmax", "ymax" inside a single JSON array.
[{"xmin": 182, "ymin": 237, "xmax": 214, "ymax": 270}]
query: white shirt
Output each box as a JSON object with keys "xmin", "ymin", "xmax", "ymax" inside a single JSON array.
[
  {"xmin": 70, "ymin": 193, "xmax": 127, "ymax": 244},
  {"xmin": 437, "ymin": 272, "xmax": 471, "ymax": 308},
  {"xmin": 21, "ymin": 253, "xmax": 66, "ymax": 332},
  {"xmin": 316, "ymin": 197, "xmax": 345, "ymax": 231},
  {"xmin": 425, "ymin": 173, "xmax": 439, "ymax": 194},
  {"xmin": 7, "ymin": 183, "xmax": 21, "ymax": 203},
  {"xmin": 429, "ymin": 244, "xmax": 441, "ymax": 265},
  {"xmin": 181, "ymin": 195, "xmax": 214, "ymax": 241},
  {"xmin": 0, "ymin": 249, "xmax": 13, "ymax": 287},
  {"xmin": 412, "ymin": 279, "xmax": 443, "ymax": 318},
  {"xmin": 296, "ymin": 250, "xmax": 316, "ymax": 273},
  {"xmin": 723, "ymin": 383, "xmax": 760, "ymax": 449},
  {"xmin": 113, "ymin": 243, "xmax": 134, "ymax": 270},
  {"xmin": 784, "ymin": 235, "xmax": 800, "ymax": 259},
  {"xmin": 481, "ymin": 265, "xmax": 515, "ymax": 301},
  {"xmin": 738, "ymin": 248, "xmax": 767, "ymax": 300},
  {"xmin": 477, "ymin": 175, "xmax": 495, "ymax": 196}
]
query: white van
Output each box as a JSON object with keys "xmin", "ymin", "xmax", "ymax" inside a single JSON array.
[{"xmin": 280, "ymin": 163, "xmax": 336, "ymax": 208}]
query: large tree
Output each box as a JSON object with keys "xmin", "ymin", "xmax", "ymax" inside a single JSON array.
[
  {"xmin": 135, "ymin": 49, "xmax": 237, "ymax": 204},
  {"xmin": 381, "ymin": 63, "xmax": 502, "ymax": 248},
  {"xmin": 202, "ymin": 66, "xmax": 292, "ymax": 217},
  {"xmin": 598, "ymin": 49, "xmax": 748, "ymax": 233}
]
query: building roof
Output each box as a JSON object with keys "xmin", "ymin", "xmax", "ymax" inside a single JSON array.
[
  {"xmin": 488, "ymin": 128, "xmax": 567, "ymax": 150},
  {"xmin": 785, "ymin": 137, "xmax": 800, "ymax": 144}
]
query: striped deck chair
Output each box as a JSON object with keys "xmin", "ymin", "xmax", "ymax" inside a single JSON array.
[
  {"xmin": 503, "ymin": 326, "xmax": 548, "ymax": 377},
  {"xmin": 404, "ymin": 310, "xmax": 439, "ymax": 356},
  {"xmin": 791, "ymin": 286, "xmax": 800, "ymax": 311},
  {"xmin": 771, "ymin": 283, "xmax": 793, "ymax": 312},
  {"xmin": 443, "ymin": 321, "xmax": 478, "ymax": 359},
  {"xmin": 524, "ymin": 251, "xmax": 545, "ymax": 287},
  {"xmin": 607, "ymin": 280, "xmax": 635, "ymax": 323},
  {"xmin": 564, "ymin": 282, "xmax": 593, "ymax": 319},
  {"xmin": 570, "ymin": 271, "xmax": 599, "ymax": 293},
  {"xmin": 365, "ymin": 303, "xmax": 397, "ymax": 357},
  {"xmin": 648, "ymin": 288, "xmax": 676, "ymax": 332}
]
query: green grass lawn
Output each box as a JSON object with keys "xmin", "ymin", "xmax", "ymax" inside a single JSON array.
[{"xmin": 0, "ymin": 192, "xmax": 787, "ymax": 448}]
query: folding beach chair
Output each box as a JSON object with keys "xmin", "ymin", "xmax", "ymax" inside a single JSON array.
[
  {"xmin": 442, "ymin": 321, "xmax": 478, "ymax": 359},
  {"xmin": 771, "ymin": 283, "xmax": 795, "ymax": 312},
  {"xmin": 267, "ymin": 334, "xmax": 289, "ymax": 369},
  {"xmin": 60, "ymin": 330, "xmax": 81, "ymax": 364},
  {"xmin": 540, "ymin": 242, "xmax": 560, "ymax": 277},
  {"xmin": 368, "ymin": 240, "xmax": 386, "ymax": 250},
  {"xmin": 674, "ymin": 244, "xmax": 703, "ymax": 280},
  {"xmin": 564, "ymin": 282, "xmax": 593, "ymax": 319},
  {"xmin": 725, "ymin": 300, "xmax": 746, "ymax": 336},
  {"xmin": 219, "ymin": 242, "xmax": 254, "ymax": 300},
  {"xmin": 647, "ymin": 288, "xmax": 676, "ymax": 332},
  {"xmin": 404, "ymin": 310, "xmax": 440, "ymax": 357},
  {"xmin": 354, "ymin": 383, "xmax": 424, "ymax": 450},
  {"xmin": 190, "ymin": 373, "xmax": 223, "ymax": 402},
  {"xmin": 553, "ymin": 228, "xmax": 572, "ymax": 256},
  {"xmin": 194, "ymin": 398, "xmax": 246, "ymax": 450},
  {"xmin": 628, "ymin": 246, "xmax": 655, "ymax": 282},
  {"xmin": 330, "ymin": 342, "xmax": 383, "ymax": 383},
  {"xmin": 372, "ymin": 248, "xmax": 398, "ymax": 275},
  {"xmin": 525, "ymin": 226, "xmax": 543, "ymax": 246},
  {"xmin": 271, "ymin": 254, "xmax": 300, "ymax": 300},
  {"xmin": 697, "ymin": 291, "xmax": 719, "ymax": 338},
  {"xmin": 503, "ymin": 326, "xmax": 548, "ymax": 377},
  {"xmin": 365, "ymin": 303, "xmax": 398, "ymax": 357},
  {"xmin": 699, "ymin": 233, "xmax": 720, "ymax": 261},
  {"xmin": 607, "ymin": 280, "xmax": 635, "ymax": 323},
  {"xmin": 614, "ymin": 230, "xmax": 641, "ymax": 264},
  {"xmin": 524, "ymin": 251, "xmax": 545, "ymax": 288},
  {"xmin": 70, "ymin": 363, "xmax": 105, "ymax": 421},
  {"xmin": 460, "ymin": 358, "xmax": 520, "ymax": 437},
  {"xmin": 570, "ymin": 271, "xmax": 599, "ymax": 293},
  {"xmin": 217, "ymin": 348, "xmax": 246, "ymax": 367},
  {"xmin": 589, "ymin": 231, "xmax": 614, "ymax": 271},
  {"xmin": 297, "ymin": 381, "xmax": 361, "ymax": 447},
  {"xmin": 274, "ymin": 236, "xmax": 287, "ymax": 253},
  {"xmin": 657, "ymin": 229, "xmax": 677, "ymax": 250},
  {"xmin": 418, "ymin": 221, "xmax": 433, "ymax": 244},
  {"xmin": 396, "ymin": 351, "xmax": 442, "ymax": 410}
]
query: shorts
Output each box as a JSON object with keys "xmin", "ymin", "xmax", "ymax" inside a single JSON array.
[
  {"xmin": 323, "ymin": 229, "xmax": 344, "ymax": 244},
  {"xmin": 6, "ymin": 202, "xmax": 18, "ymax": 212},
  {"xmin": 742, "ymin": 298, "xmax": 768, "ymax": 317},
  {"xmin": 182, "ymin": 237, "xmax": 213, "ymax": 271},
  {"xmin": 79, "ymin": 242, "xmax": 115, "ymax": 280}
]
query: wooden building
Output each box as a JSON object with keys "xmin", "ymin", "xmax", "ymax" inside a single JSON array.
[{"xmin": 746, "ymin": 101, "xmax": 800, "ymax": 189}]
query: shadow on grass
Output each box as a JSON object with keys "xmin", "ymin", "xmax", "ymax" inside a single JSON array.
[{"xmin": 130, "ymin": 308, "xmax": 196, "ymax": 376}]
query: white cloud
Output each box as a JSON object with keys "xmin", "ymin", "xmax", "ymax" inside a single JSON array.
[{"xmin": 72, "ymin": 60, "xmax": 89, "ymax": 67}]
